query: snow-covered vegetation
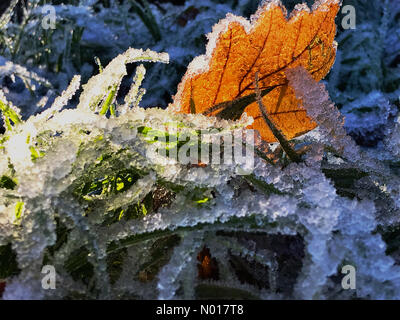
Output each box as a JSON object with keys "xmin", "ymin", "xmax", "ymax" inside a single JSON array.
[{"xmin": 0, "ymin": 0, "xmax": 400, "ymax": 300}]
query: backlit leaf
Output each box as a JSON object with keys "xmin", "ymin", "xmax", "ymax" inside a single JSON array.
[{"xmin": 170, "ymin": 0, "xmax": 340, "ymax": 142}]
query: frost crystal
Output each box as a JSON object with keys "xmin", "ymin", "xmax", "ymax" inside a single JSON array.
[
  {"xmin": 0, "ymin": 37, "xmax": 399, "ymax": 300},
  {"xmin": 77, "ymin": 48, "xmax": 169, "ymax": 113},
  {"xmin": 286, "ymin": 66, "xmax": 360, "ymax": 162}
]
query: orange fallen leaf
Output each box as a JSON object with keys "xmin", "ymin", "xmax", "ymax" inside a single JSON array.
[
  {"xmin": 189, "ymin": 161, "xmax": 208, "ymax": 168},
  {"xmin": 170, "ymin": 0, "xmax": 340, "ymax": 142},
  {"xmin": 197, "ymin": 246, "xmax": 219, "ymax": 280}
]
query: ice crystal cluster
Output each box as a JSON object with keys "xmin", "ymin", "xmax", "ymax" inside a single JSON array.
[
  {"xmin": 327, "ymin": 0, "xmax": 400, "ymax": 147},
  {"xmin": 0, "ymin": 43, "xmax": 399, "ymax": 300}
]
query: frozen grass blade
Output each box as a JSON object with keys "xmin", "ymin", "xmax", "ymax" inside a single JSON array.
[
  {"xmin": 0, "ymin": 90, "xmax": 22, "ymax": 132},
  {"xmin": 129, "ymin": 0, "xmax": 161, "ymax": 42},
  {"xmin": 123, "ymin": 64, "xmax": 146, "ymax": 110}
]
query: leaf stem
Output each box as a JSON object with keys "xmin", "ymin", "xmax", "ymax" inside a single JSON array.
[{"xmin": 254, "ymin": 73, "xmax": 301, "ymax": 163}]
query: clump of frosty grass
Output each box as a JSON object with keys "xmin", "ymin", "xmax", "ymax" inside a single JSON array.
[{"xmin": 0, "ymin": 48, "xmax": 400, "ymax": 300}]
